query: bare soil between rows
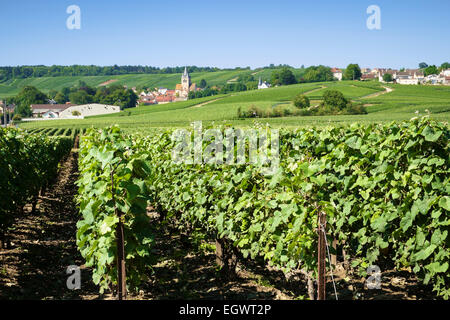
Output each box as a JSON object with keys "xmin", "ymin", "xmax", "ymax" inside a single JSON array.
[{"xmin": 0, "ymin": 146, "xmax": 438, "ymax": 300}]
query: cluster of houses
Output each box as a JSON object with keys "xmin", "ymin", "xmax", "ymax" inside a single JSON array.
[
  {"xmin": 332, "ymin": 67, "xmax": 450, "ymax": 85},
  {"xmin": 363, "ymin": 68, "xmax": 450, "ymax": 85},
  {"xmin": 138, "ymin": 67, "xmax": 201, "ymax": 105},
  {"xmin": 138, "ymin": 71, "xmax": 273, "ymax": 105}
]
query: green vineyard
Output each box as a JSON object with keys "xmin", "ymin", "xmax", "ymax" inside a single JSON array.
[
  {"xmin": 0, "ymin": 128, "xmax": 74, "ymax": 245},
  {"xmin": 74, "ymin": 117, "xmax": 449, "ymax": 299}
]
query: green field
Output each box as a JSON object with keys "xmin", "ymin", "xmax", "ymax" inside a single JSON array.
[
  {"xmin": 18, "ymin": 81, "xmax": 450, "ymax": 133},
  {"xmin": 0, "ymin": 69, "xmax": 263, "ymax": 98}
]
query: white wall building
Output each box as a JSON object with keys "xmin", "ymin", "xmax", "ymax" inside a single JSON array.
[
  {"xmin": 378, "ymin": 69, "xmax": 425, "ymax": 84},
  {"xmin": 331, "ymin": 68, "xmax": 343, "ymax": 81},
  {"xmin": 397, "ymin": 78, "xmax": 419, "ymax": 85},
  {"xmin": 258, "ymin": 77, "xmax": 271, "ymax": 89},
  {"xmin": 59, "ymin": 104, "xmax": 120, "ymax": 118}
]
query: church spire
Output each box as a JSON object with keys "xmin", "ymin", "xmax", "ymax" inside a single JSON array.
[{"xmin": 184, "ymin": 66, "xmax": 188, "ymax": 76}]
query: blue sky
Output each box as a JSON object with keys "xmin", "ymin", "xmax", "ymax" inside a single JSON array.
[{"xmin": 0, "ymin": 0, "xmax": 448, "ymax": 69}]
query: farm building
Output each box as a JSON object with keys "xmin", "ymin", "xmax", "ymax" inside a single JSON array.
[
  {"xmin": 58, "ymin": 104, "xmax": 120, "ymax": 118},
  {"xmin": 30, "ymin": 104, "xmax": 74, "ymax": 118}
]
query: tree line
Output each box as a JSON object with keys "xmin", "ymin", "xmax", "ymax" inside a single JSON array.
[{"xmin": 0, "ymin": 65, "xmax": 223, "ymax": 82}]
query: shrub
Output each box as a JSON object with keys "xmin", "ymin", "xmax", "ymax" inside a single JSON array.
[
  {"xmin": 237, "ymin": 107, "xmax": 242, "ymax": 119},
  {"xmin": 295, "ymin": 90, "xmax": 367, "ymax": 116},
  {"xmin": 297, "ymin": 108, "xmax": 313, "ymax": 116},
  {"xmin": 72, "ymin": 110, "xmax": 81, "ymax": 116},
  {"xmin": 272, "ymin": 106, "xmax": 284, "ymax": 117},
  {"xmin": 383, "ymin": 73, "xmax": 393, "ymax": 82},
  {"xmin": 322, "ymin": 90, "xmax": 349, "ymax": 110},
  {"xmin": 246, "ymin": 105, "xmax": 264, "ymax": 118},
  {"xmin": 283, "ymin": 108, "xmax": 292, "ymax": 116},
  {"xmin": 344, "ymin": 103, "xmax": 368, "ymax": 115},
  {"xmin": 293, "ymin": 94, "xmax": 310, "ymax": 109}
]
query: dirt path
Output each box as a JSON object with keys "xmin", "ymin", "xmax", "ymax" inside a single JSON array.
[
  {"xmin": 189, "ymin": 97, "xmax": 224, "ymax": 109},
  {"xmin": 135, "ymin": 219, "xmax": 437, "ymax": 300},
  {"xmin": 304, "ymin": 85, "xmax": 327, "ymax": 95},
  {"xmin": 360, "ymin": 86, "xmax": 394, "ymax": 99},
  {"xmin": 98, "ymin": 79, "xmax": 118, "ymax": 87},
  {"xmin": 0, "ymin": 143, "xmax": 99, "ymax": 300}
]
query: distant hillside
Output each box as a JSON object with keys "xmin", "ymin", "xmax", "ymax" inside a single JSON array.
[
  {"xmin": 0, "ymin": 68, "xmax": 297, "ymax": 98},
  {"xmin": 18, "ymin": 81, "xmax": 450, "ymax": 132}
]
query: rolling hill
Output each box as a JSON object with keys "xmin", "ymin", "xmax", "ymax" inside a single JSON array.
[
  {"xmin": 18, "ymin": 81, "xmax": 450, "ymax": 133},
  {"xmin": 0, "ymin": 68, "xmax": 278, "ymax": 98}
]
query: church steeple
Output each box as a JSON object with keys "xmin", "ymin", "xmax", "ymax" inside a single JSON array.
[{"xmin": 181, "ymin": 66, "xmax": 191, "ymax": 95}]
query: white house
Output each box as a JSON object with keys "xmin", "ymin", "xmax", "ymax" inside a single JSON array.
[
  {"xmin": 423, "ymin": 74, "xmax": 443, "ymax": 85},
  {"xmin": 258, "ymin": 77, "xmax": 271, "ymax": 89},
  {"xmin": 331, "ymin": 68, "xmax": 343, "ymax": 81},
  {"xmin": 158, "ymin": 87, "xmax": 168, "ymax": 95},
  {"xmin": 396, "ymin": 77, "xmax": 419, "ymax": 85},
  {"xmin": 378, "ymin": 69, "xmax": 397, "ymax": 82},
  {"xmin": 395, "ymin": 71, "xmax": 422, "ymax": 85},
  {"xmin": 377, "ymin": 69, "xmax": 424, "ymax": 84},
  {"xmin": 440, "ymin": 69, "xmax": 450, "ymax": 77},
  {"xmin": 58, "ymin": 104, "xmax": 120, "ymax": 118}
]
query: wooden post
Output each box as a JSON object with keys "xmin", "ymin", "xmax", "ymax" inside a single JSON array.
[
  {"xmin": 116, "ymin": 210, "xmax": 126, "ymax": 300},
  {"xmin": 317, "ymin": 211, "xmax": 326, "ymax": 300},
  {"xmin": 111, "ymin": 169, "xmax": 126, "ymax": 300},
  {"xmin": 215, "ymin": 238, "xmax": 237, "ymax": 277}
]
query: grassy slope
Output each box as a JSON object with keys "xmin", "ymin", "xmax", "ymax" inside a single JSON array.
[
  {"xmin": 0, "ymin": 71, "xmax": 244, "ymax": 98},
  {"xmin": 0, "ymin": 68, "xmax": 295, "ymax": 98},
  {"xmin": 18, "ymin": 81, "xmax": 450, "ymax": 133}
]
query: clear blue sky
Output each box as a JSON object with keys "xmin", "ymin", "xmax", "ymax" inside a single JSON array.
[{"xmin": 0, "ymin": 0, "xmax": 448, "ymax": 69}]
